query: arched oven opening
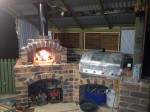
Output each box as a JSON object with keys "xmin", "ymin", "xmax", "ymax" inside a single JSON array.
[
  {"xmin": 33, "ymin": 48, "xmax": 56, "ymax": 65},
  {"xmin": 28, "ymin": 47, "xmax": 57, "ymax": 65}
]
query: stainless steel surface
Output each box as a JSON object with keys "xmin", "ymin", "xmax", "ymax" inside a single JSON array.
[{"xmin": 38, "ymin": 2, "xmax": 48, "ymax": 36}]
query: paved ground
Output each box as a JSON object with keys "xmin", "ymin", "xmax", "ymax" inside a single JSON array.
[
  {"xmin": 0, "ymin": 95, "xmax": 118, "ymax": 112},
  {"xmin": 34, "ymin": 103, "xmax": 82, "ymax": 112},
  {"xmin": 34, "ymin": 103, "xmax": 118, "ymax": 112}
]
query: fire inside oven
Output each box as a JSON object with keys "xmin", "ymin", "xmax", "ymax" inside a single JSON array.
[{"xmin": 34, "ymin": 48, "xmax": 55, "ymax": 65}]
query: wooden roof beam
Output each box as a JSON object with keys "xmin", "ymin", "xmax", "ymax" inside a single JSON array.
[
  {"xmin": 17, "ymin": 9, "xmax": 134, "ymax": 19},
  {"xmin": 17, "ymin": 8, "xmax": 134, "ymax": 19}
]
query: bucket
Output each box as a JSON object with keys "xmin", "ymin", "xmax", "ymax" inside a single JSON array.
[
  {"xmin": 85, "ymin": 90, "xmax": 106, "ymax": 105},
  {"xmin": 85, "ymin": 84, "xmax": 107, "ymax": 105},
  {"xmin": 106, "ymin": 89, "xmax": 118, "ymax": 108}
]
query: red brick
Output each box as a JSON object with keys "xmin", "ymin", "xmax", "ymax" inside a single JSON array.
[
  {"xmin": 46, "ymin": 41, "xmax": 49, "ymax": 47},
  {"xmin": 25, "ymin": 47, "xmax": 29, "ymax": 52},
  {"xmin": 23, "ymin": 80, "xmax": 30, "ymax": 86},
  {"xmin": 27, "ymin": 39, "xmax": 34, "ymax": 43},
  {"xmin": 87, "ymin": 79, "xmax": 90, "ymax": 84},
  {"xmin": 29, "ymin": 78, "xmax": 34, "ymax": 84},
  {"xmin": 41, "ymin": 73, "xmax": 46, "ymax": 79},
  {"xmin": 41, "ymin": 41, "xmax": 45, "ymax": 47},
  {"xmin": 28, "ymin": 45, "xmax": 33, "ymax": 51},
  {"xmin": 121, "ymin": 82, "xmax": 140, "ymax": 91},
  {"xmin": 16, "ymin": 99, "xmax": 23, "ymax": 102},
  {"xmin": 140, "ymin": 86, "xmax": 150, "ymax": 93},
  {"xmin": 37, "ymin": 42, "xmax": 41, "ymax": 48},
  {"xmin": 129, "ymin": 104, "xmax": 148, "ymax": 111},
  {"xmin": 63, "ymin": 85, "xmax": 69, "ymax": 89},
  {"xmin": 16, "ymin": 86, "xmax": 27, "ymax": 90},
  {"xmin": 120, "ymin": 89, "xmax": 129, "ymax": 96},
  {"xmin": 32, "ymin": 43, "xmax": 37, "ymax": 49},
  {"xmin": 69, "ymin": 85, "xmax": 73, "ymax": 88},
  {"xmin": 50, "ymin": 42, "xmax": 54, "ymax": 48},
  {"xmin": 52, "ymin": 74, "xmax": 55, "ymax": 79},
  {"xmin": 16, "ymin": 91, "xmax": 22, "ymax": 94},
  {"xmin": 140, "ymin": 99, "xmax": 150, "ymax": 106},
  {"xmin": 23, "ymin": 108, "xmax": 34, "ymax": 112},
  {"xmin": 16, "ymin": 105, "xmax": 29, "ymax": 110},
  {"xmin": 119, "ymin": 108, "xmax": 137, "ymax": 112},
  {"xmin": 63, "ymin": 94, "xmax": 69, "ymax": 97},
  {"xmin": 120, "ymin": 96, "xmax": 139, "ymax": 104},
  {"xmin": 94, "ymin": 79, "xmax": 98, "ymax": 84},
  {"xmin": 69, "ymin": 93, "xmax": 73, "ymax": 96},
  {"xmin": 130, "ymin": 92, "xmax": 149, "ymax": 99},
  {"xmin": 16, "ymin": 94, "xmax": 28, "ymax": 98},
  {"xmin": 119, "ymin": 101, "xmax": 128, "ymax": 107}
]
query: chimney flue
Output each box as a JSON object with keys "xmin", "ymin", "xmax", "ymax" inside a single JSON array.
[{"xmin": 38, "ymin": 2, "xmax": 48, "ymax": 36}]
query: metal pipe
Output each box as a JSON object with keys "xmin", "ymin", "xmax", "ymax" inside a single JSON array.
[{"xmin": 38, "ymin": 2, "xmax": 48, "ymax": 36}]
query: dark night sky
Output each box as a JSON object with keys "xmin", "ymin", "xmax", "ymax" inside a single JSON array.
[{"xmin": 0, "ymin": 10, "xmax": 19, "ymax": 59}]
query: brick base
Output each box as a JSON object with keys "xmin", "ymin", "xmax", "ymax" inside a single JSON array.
[{"xmin": 119, "ymin": 81, "xmax": 150, "ymax": 112}]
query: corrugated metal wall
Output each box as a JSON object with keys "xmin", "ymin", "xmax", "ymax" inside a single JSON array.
[
  {"xmin": 121, "ymin": 30, "xmax": 135, "ymax": 54},
  {"xmin": 17, "ymin": 19, "xmax": 39, "ymax": 48}
]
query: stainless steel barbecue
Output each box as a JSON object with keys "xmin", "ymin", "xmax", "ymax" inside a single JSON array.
[{"xmin": 79, "ymin": 51, "xmax": 122, "ymax": 77}]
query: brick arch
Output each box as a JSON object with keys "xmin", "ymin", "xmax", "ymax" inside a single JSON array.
[
  {"xmin": 78, "ymin": 78, "xmax": 116, "ymax": 89},
  {"xmin": 23, "ymin": 73, "xmax": 67, "ymax": 86},
  {"xmin": 20, "ymin": 73, "xmax": 73, "ymax": 106},
  {"xmin": 74, "ymin": 77, "xmax": 118, "ymax": 103},
  {"xmin": 22, "ymin": 41, "xmax": 66, "ymax": 53}
]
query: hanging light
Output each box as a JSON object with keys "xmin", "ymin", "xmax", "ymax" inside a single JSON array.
[{"xmin": 61, "ymin": 11, "xmax": 65, "ymax": 17}]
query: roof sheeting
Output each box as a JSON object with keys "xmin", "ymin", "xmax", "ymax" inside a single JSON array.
[
  {"xmin": 78, "ymin": 15, "xmax": 107, "ymax": 27},
  {"xmin": 15, "ymin": 4, "xmax": 38, "ymax": 15},
  {"xmin": 101, "ymin": 0, "xmax": 135, "ymax": 9},
  {"xmin": 64, "ymin": 0, "xmax": 101, "ymax": 11},
  {"xmin": 50, "ymin": 17, "xmax": 78, "ymax": 27},
  {"xmin": 107, "ymin": 13, "xmax": 135, "ymax": 25},
  {"xmin": 14, "ymin": 0, "xmax": 136, "ymax": 28}
]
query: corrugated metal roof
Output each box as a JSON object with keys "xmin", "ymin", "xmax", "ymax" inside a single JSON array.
[
  {"xmin": 107, "ymin": 13, "xmax": 135, "ymax": 25},
  {"xmin": 50, "ymin": 17, "xmax": 78, "ymax": 27},
  {"xmin": 14, "ymin": 0, "xmax": 136, "ymax": 28},
  {"xmin": 15, "ymin": 4, "xmax": 38, "ymax": 15},
  {"xmin": 101, "ymin": 0, "xmax": 135, "ymax": 9},
  {"xmin": 78, "ymin": 16, "xmax": 107, "ymax": 27},
  {"xmin": 50, "ymin": 0, "xmax": 63, "ymax": 7},
  {"xmin": 63, "ymin": 0, "xmax": 101, "ymax": 11},
  {"xmin": 50, "ymin": 0, "xmax": 134, "ymax": 11}
]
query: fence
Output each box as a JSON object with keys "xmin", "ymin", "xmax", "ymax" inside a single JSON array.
[{"xmin": 0, "ymin": 59, "xmax": 16, "ymax": 94}]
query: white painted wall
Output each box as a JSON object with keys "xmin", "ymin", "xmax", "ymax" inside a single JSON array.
[{"xmin": 121, "ymin": 30, "xmax": 135, "ymax": 54}]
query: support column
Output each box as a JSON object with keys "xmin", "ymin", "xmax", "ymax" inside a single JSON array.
[{"xmin": 133, "ymin": 0, "xmax": 145, "ymax": 81}]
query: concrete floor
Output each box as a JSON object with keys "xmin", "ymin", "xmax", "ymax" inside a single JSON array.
[
  {"xmin": 0, "ymin": 95, "xmax": 118, "ymax": 112},
  {"xmin": 34, "ymin": 103, "xmax": 82, "ymax": 112},
  {"xmin": 34, "ymin": 103, "xmax": 118, "ymax": 112}
]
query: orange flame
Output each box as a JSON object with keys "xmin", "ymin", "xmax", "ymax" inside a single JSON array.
[{"xmin": 35, "ymin": 50, "xmax": 52, "ymax": 61}]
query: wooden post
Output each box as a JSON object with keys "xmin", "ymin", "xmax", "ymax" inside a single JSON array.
[{"xmin": 133, "ymin": 0, "xmax": 146, "ymax": 80}]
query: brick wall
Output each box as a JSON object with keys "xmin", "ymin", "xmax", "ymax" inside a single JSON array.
[
  {"xmin": 15, "ymin": 64, "xmax": 74, "ymax": 110},
  {"xmin": 19, "ymin": 39, "xmax": 67, "ymax": 65},
  {"xmin": 14, "ymin": 38, "xmax": 70, "ymax": 110},
  {"xmin": 15, "ymin": 37, "xmax": 150, "ymax": 112},
  {"xmin": 73, "ymin": 64, "xmax": 120, "ymax": 104},
  {"xmin": 119, "ymin": 81, "xmax": 150, "ymax": 112}
]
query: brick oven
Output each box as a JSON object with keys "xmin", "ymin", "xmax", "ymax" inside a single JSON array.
[
  {"xmin": 14, "ymin": 36, "xmax": 120, "ymax": 111},
  {"xmin": 14, "ymin": 36, "xmax": 75, "ymax": 110}
]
